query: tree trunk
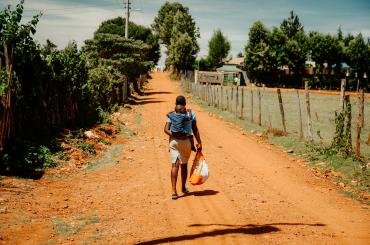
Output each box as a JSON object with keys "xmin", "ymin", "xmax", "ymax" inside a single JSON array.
[{"xmin": 0, "ymin": 45, "xmax": 15, "ymax": 151}]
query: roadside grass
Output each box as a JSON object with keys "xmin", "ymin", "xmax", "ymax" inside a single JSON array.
[
  {"xmin": 189, "ymin": 93, "xmax": 370, "ymax": 203},
  {"xmin": 84, "ymin": 144, "xmax": 124, "ymax": 172},
  {"xmin": 50, "ymin": 212, "xmax": 100, "ymax": 236}
]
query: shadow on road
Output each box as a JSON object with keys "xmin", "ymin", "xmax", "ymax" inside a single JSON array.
[
  {"xmin": 135, "ymin": 222, "xmax": 325, "ymax": 244},
  {"xmin": 187, "ymin": 189, "xmax": 219, "ymax": 197},
  {"xmin": 144, "ymin": 91, "xmax": 172, "ymax": 96},
  {"xmin": 129, "ymin": 99, "xmax": 165, "ymax": 105}
]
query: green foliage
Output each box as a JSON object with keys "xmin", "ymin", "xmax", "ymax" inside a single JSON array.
[
  {"xmin": 346, "ymin": 33, "xmax": 370, "ymax": 83},
  {"xmin": 243, "ymin": 11, "xmax": 365, "ymax": 89},
  {"xmin": 0, "ymin": 142, "xmax": 57, "ymax": 173},
  {"xmin": 84, "ymin": 32, "xmax": 151, "ymax": 95},
  {"xmin": 0, "ymin": 0, "xmax": 41, "ymax": 47},
  {"xmin": 280, "ymin": 10, "xmax": 304, "ymax": 39},
  {"xmin": 0, "ymin": 67, "xmax": 7, "ymax": 95},
  {"xmin": 196, "ymin": 57, "xmax": 212, "ymax": 71},
  {"xmin": 207, "ymin": 29, "xmax": 231, "ymax": 68},
  {"xmin": 75, "ymin": 142, "xmax": 96, "ymax": 156},
  {"xmin": 167, "ymin": 32, "xmax": 197, "ymax": 72},
  {"xmin": 308, "ymin": 33, "xmax": 343, "ymax": 71},
  {"xmin": 95, "ymin": 17, "xmax": 160, "ymax": 67},
  {"xmin": 97, "ymin": 106, "xmax": 113, "ymax": 124},
  {"xmin": 244, "ymin": 21, "xmax": 276, "ymax": 84},
  {"xmin": 331, "ymin": 101, "xmax": 352, "ymax": 156},
  {"xmin": 152, "ymin": 1, "xmax": 198, "ymax": 46},
  {"xmin": 153, "ymin": 1, "xmax": 199, "ymax": 72}
]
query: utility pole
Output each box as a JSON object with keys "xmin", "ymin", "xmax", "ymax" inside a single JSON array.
[{"xmin": 124, "ymin": 0, "xmax": 130, "ymax": 38}]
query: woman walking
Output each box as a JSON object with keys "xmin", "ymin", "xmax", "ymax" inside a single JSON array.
[{"xmin": 164, "ymin": 95, "xmax": 202, "ymax": 200}]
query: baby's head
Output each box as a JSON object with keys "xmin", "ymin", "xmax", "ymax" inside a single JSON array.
[
  {"xmin": 175, "ymin": 104, "xmax": 186, "ymax": 113},
  {"xmin": 175, "ymin": 95, "xmax": 186, "ymax": 113}
]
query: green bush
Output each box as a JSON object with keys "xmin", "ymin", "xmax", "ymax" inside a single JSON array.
[{"xmin": 0, "ymin": 142, "xmax": 57, "ymax": 174}]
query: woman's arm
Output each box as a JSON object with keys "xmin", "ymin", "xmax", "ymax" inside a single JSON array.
[
  {"xmin": 192, "ymin": 120, "xmax": 202, "ymax": 151},
  {"xmin": 164, "ymin": 122, "xmax": 172, "ymax": 137}
]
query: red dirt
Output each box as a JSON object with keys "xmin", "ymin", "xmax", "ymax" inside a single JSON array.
[{"xmin": 0, "ymin": 72, "xmax": 369, "ymax": 244}]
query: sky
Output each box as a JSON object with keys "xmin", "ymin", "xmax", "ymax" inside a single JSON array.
[{"xmin": 1, "ymin": 0, "xmax": 370, "ymax": 65}]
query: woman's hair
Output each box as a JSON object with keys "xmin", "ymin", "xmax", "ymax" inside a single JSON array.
[{"xmin": 175, "ymin": 95, "xmax": 186, "ymax": 106}]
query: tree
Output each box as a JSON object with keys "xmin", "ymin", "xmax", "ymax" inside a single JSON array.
[
  {"xmin": 167, "ymin": 32, "xmax": 196, "ymax": 73},
  {"xmin": 308, "ymin": 33, "xmax": 342, "ymax": 71},
  {"xmin": 346, "ymin": 34, "xmax": 370, "ymax": 89},
  {"xmin": 278, "ymin": 11, "xmax": 307, "ymax": 84},
  {"xmin": 152, "ymin": 1, "xmax": 198, "ymax": 47},
  {"xmin": 337, "ymin": 26, "xmax": 343, "ymax": 41},
  {"xmin": 244, "ymin": 21, "xmax": 276, "ymax": 84},
  {"xmin": 307, "ymin": 33, "xmax": 343, "ymax": 88},
  {"xmin": 90, "ymin": 17, "xmax": 160, "ymax": 95},
  {"xmin": 280, "ymin": 10, "xmax": 304, "ymax": 39},
  {"xmin": 207, "ymin": 29, "xmax": 231, "ymax": 68},
  {"xmin": 153, "ymin": 2, "xmax": 199, "ymax": 73},
  {"xmin": 0, "ymin": 0, "xmax": 41, "ymax": 150},
  {"xmin": 83, "ymin": 33, "xmax": 151, "ymax": 96},
  {"xmin": 95, "ymin": 17, "xmax": 160, "ymax": 67}
]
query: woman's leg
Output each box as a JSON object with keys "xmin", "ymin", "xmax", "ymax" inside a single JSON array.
[
  {"xmin": 180, "ymin": 163, "xmax": 188, "ymax": 192},
  {"xmin": 171, "ymin": 158, "xmax": 180, "ymax": 196}
]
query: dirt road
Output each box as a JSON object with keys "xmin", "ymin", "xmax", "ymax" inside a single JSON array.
[{"xmin": 0, "ymin": 72, "xmax": 369, "ymax": 244}]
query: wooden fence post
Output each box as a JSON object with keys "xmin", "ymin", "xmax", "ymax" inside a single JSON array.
[
  {"xmin": 225, "ymin": 87, "xmax": 230, "ymax": 111},
  {"xmin": 230, "ymin": 87, "xmax": 234, "ymax": 112},
  {"xmin": 339, "ymin": 78, "xmax": 346, "ymax": 112},
  {"xmin": 250, "ymin": 88, "xmax": 254, "ymax": 123},
  {"xmin": 296, "ymin": 89, "xmax": 303, "ymax": 139},
  {"xmin": 215, "ymin": 86, "xmax": 217, "ymax": 107},
  {"xmin": 263, "ymin": 88, "xmax": 272, "ymax": 128},
  {"xmin": 212, "ymin": 85, "xmax": 214, "ymax": 106},
  {"xmin": 240, "ymin": 87, "xmax": 244, "ymax": 119},
  {"xmin": 305, "ymin": 81, "xmax": 314, "ymax": 142},
  {"xmin": 258, "ymin": 88, "xmax": 262, "ymax": 126},
  {"xmin": 355, "ymin": 89, "xmax": 364, "ymax": 159},
  {"xmin": 221, "ymin": 86, "xmax": 224, "ymax": 110},
  {"xmin": 235, "ymin": 86, "xmax": 239, "ymax": 118},
  {"xmin": 277, "ymin": 89, "xmax": 286, "ymax": 133}
]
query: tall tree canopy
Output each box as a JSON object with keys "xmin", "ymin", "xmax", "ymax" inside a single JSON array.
[
  {"xmin": 95, "ymin": 17, "xmax": 160, "ymax": 68},
  {"xmin": 83, "ymin": 33, "xmax": 151, "ymax": 96},
  {"xmin": 153, "ymin": 1, "xmax": 199, "ymax": 73},
  {"xmin": 244, "ymin": 21, "xmax": 275, "ymax": 84},
  {"xmin": 346, "ymin": 33, "xmax": 370, "ymax": 83},
  {"xmin": 207, "ymin": 29, "xmax": 231, "ymax": 68},
  {"xmin": 280, "ymin": 10, "xmax": 304, "ymax": 39},
  {"xmin": 152, "ymin": 1, "xmax": 198, "ymax": 47}
]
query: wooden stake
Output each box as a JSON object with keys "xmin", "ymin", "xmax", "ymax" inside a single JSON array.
[
  {"xmin": 305, "ymin": 81, "xmax": 314, "ymax": 142},
  {"xmin": 339, "ymin": 78, "xmax": 346, "ymax": 112},
  {"xmin": 240, "ymin": 87, "xmax": 244, "ymax": 119},
  {"xmin": 263, "ymin": 88, "xmax": 272, "ymax": 128},
  {"xmin": 296, "ymin": 90, "xmax": 303, "ymax": 139},
  {"xmin": 235, "ymin": 86, "xmax": 239, "ymax": 118},
  {"xmin": 225, "ymin": 87, "xmax": 230, "ymax": 111},
  {"xmin": 258, "ymin": 88, "xmax": 262, "ymax": 126},
  {"xmin": 277, "ymin": 89, "xmax": 286, "ymax": 133},
  {"xmin": 250, "ymin": 89, "xmax": 254, "ymax": 123},
  {"xmin": 355, "ymin": 89, "xmax": 364, "ymax": 159}
]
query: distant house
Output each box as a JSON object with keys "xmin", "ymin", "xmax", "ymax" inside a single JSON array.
[
  {"xmin": 332, "ymin": 62, "xmax": 350, "ymax": 74},
  {"xmin": 216, "ymin": 64, "xmax": 246, "ymax": 85}
]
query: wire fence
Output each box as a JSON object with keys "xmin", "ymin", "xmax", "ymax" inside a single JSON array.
[{"xmin": 181, "ymin": 75, "xmax": 370, "ymax": 158}]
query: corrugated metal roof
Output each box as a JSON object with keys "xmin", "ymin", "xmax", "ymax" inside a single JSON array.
[{"xmin": 216, "ymin": 65, "xmax": 243, "ymax": 72}]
